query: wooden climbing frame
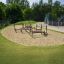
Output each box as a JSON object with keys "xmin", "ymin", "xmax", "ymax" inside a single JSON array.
[
  {"xmin": 21, "ymin": 24, "xmax": 32, "ymax": 32},
  {"xmin": 31, "ymin": 24, "xmax": 46, "ymax": 35}
]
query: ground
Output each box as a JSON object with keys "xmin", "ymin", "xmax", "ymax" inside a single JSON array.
[
  {"xmin": 1, "ymin": 24, "xmax": 64, "ymax": 46},
  {"xmin": 0, "ymin": 23, "xmax": 64, "ymax": 64},
  {"xmin": 0, "ymin": 30, "xmax": 64, "ymax": 64}
]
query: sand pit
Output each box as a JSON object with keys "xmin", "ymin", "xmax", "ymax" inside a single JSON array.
[{"xmin": 1, "ymin": 25, "xmax": 64, "ymax": 46}]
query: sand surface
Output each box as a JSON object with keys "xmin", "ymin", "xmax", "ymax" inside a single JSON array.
[{"xmin": 1, "ymin": 25, "xmax": 64, "ymax": 46}]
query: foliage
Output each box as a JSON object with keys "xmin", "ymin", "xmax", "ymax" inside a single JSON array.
[
  {"xmin": 39, "ymin": 0, "xmax": 43, "ymax": 6},
  {"xmin": 0, "ymin": 0, "xmax": 64, "ymax": 28},
  {"xmin": 32, "ymin": 3, "xmax": 51, "ymax": 21},
  {"xmin": 24, "ymin": 8, "xmax": 32, "ymax": 20},
  {"xmin": 6, "ymin": 4, "xmax": 23, "ymax": 24},
  {"xmin": 6, "ymin": 0, "xmax": 30, "ymax": 9},
  {"xmin": 0, "ymin": 2, "xmax": 6, "ymax": 28},
  {"xmin": 54, "ymin": 1, "xmax": 60, "ymax": 7},
  {"xmin": 32, "ymin": 4, "xmax": 44, "ymax": 21},
  {"xmin": 49, "ymin": 1, "xmax": 63, "ymax": 21}
]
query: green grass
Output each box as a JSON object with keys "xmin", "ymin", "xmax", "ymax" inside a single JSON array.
[
  {"xmin": 15, "ymin": 20, "xmax": 36, "ymax": 25},
  {"xmin": 0, "ymin": 30, "xmax": 64, "ymax": 64}
]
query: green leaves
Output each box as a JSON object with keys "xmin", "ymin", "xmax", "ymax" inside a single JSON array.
[
  {"xmin": 6, "ymin": 4, "xmax": 23, "ymax": 23},
  {"xmin": 24, "ymin": 8, "xmax": 32, "ymax": 20},
  {"xmin": 6, "ymin": 0, "xmax": 30, "ymax": 9}
]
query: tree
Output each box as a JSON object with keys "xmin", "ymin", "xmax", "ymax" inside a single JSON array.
[
  {"xmin": 24, "ymin": 8, "xmax": 32, "ymax": 20},
  {"xmin": 48, "ymin": 1, "xmax": 61, "ymax": 21},
  {"xmin": 32, "ymin": 4, "xmax": 44, "ymax": 21},
  {"xmin": 0, "ymin": 6, "xmax": 5, "ymax": 28},
  {"xmin": 0, "ymin": 2, "xmax": 6, "ymax": 28},
  {"xmin": 54, "ymin": 1, "xmax": 60, "ymax": 7},
  {"xmin": 39, "ymin": 0, "xmax": 43, "ymax": 6},
  {"xmin": 48, "ymin": 0, "xmax": 52, "ymax": 6},
  {"xmin": 20, "ymin": 0, "xmax": 29, "ymax": 8},
  {"xmin": 6, "ymin": 4, "xmax": 23, "ymax": 24},
  {"xmin": 6, "ymin": 0, "xmax": 14, "ymax": 4},
  {"xmin": 52, "ymin": 1, "xmax": 61, "ymax": 19},
  {"xmin": 32, "ymin": 2, "xmax": 51, "ymax": 21},
  {"xmin": 6, "ymin": 0, "xmax": 30, "ymax": 9}
]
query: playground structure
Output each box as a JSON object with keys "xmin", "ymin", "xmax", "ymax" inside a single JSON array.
[
  {"xmin": 14, "ymin": 23, "xmax": 48, "ymax": 37},
  {"xmin": 31, "ymin": 24, "xmax": 48, "ymax": 36},
  {"xmin": 21, "ymin": 24, "xmax": 32, "ymax": 32}
]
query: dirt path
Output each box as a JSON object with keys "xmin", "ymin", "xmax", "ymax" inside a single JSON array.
[{"xmin": 1, "ymin": 25, "xmax": 64, "ymax": 46}]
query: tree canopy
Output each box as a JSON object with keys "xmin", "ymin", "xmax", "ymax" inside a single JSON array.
[{"xmin": 0, "ymin": 0, "xmax": 64, "ymax": 28}]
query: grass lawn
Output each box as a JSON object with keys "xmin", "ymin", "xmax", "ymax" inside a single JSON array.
[
  {"xmin": 15, "ymin": 20, "xmax": 36, "ymax": 25},
  {"xmin": 0, "ymin": 24, "xmax": 64, "ymax": 64}
]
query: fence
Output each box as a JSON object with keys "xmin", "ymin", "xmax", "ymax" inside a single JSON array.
[{"xmin": 48, "ymin": 21, "xmax": 64, "ymax": 26}]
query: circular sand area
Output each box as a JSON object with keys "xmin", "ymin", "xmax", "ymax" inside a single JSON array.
[{"xmin": 1, "ymin": 25, "xmax": 64, "ymax": 46}]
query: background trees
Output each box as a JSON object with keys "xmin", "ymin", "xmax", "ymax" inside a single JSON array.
[
  {"xmin": 24, "ymin": 8, "xmax": 32, "ymax": 20},
  {"xmin": 50, "ymin": 1, "xmax": 63, "ymax": 21},
  {"xmin": 0, "ymin": 0, "xmax": 64, "ymax": 28},
  {"xmin": 5, "ymin": 0, "xmax": 64, "ymax": 22},
  {"xmin": 6, "ymin": 4, "xmax": 23, "ymax": 24},
  {"xmin": 0, "ymin": 2, "xmax": 6, "ymax": 28},
  {"xmin": 6, "ymin": 0, "xmax": 30, "ymax": 9}
]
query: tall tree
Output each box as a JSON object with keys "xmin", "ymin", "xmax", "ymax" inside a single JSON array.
[
  {"xmin": 39, "ymin": 0, "xmax": 43, "ymax": 6},
  {"xmin": 24, "ymin": 8, "xmax": 32, "ymax": 20},
  {"xmin": 6, "ymin": 4, "xmax": 23, "ymax": 24},
  {"xmin": 20, "ymin": 0, "xmax": 29, "ymax": 9},
  {"xmin": 48, "ymin": 0, "xmax": 52, "ymax": 6},
  {"xmin": 6, "ymin": 0, "xmax": 29, "ymax": 9},
  {"xmin": 6, "ymin": 0, "xmax": 13, "ymax": 4},
  {"xmin": 54, "ymin": 1, "xmax": 60, "ymax": 7},
  {"xmin": 0, "ymin": 3, "xmax": 6, "ymax": 28}
]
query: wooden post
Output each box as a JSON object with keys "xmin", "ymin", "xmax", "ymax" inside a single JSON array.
[
  {"xmin": 36, "ymin": 24, "xmax": 37, "ymax": 30},
  {"xmin": 45, "ymin": 24, "xmax": 48, "ymax": 36},
  {"xmin": 14, "ymin": 23, "xmax": 15, "ymax": 30},
  {"xmin": 41, "ymin": 24, "xmax": 42, "ymax": 30},
  {"xmin": 14, "ymin": 23, "xmax": 17, "ymax": 33},
  {"xmin": 44, "ymin": 25, "xmax": 48, "ymax": 36},
  {"xmin": 30, "ymin": 24, "xmax": 32, "ymax": 32}
]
